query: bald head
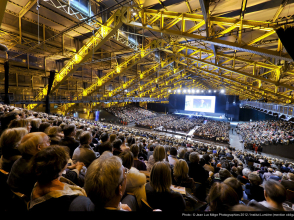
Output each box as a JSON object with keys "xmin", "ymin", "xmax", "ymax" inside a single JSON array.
[{"xmin": 18, "ymin": 132, "xmax": 50, "ymax": 156}]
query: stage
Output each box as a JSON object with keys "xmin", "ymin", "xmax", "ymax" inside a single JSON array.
[{"xmin": 172, "ymin": 111, "xmax": 228, "ymax": 121}]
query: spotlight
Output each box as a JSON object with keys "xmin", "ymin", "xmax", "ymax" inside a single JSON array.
[
  {"xmin": 214, "ymin": 90, "xmax": 217, "ymax": 93},
  {"xmin": 220, "ymin": 89, "xmax": 225, "ymax": 93},
  {"xmin": 183, "ymin": 89, "xmax": 186, "ymax": 93},
  {"xmin": 168, "ymin": 89, "xmax": 171, "ymax": 93},
  {"xmin": 188, "ymin": 89, "xmax": 191, "ymax": 93},
  {"xmin": 196, "ymin": 89, "xmax": 200, "ymax": 93},
  {"xmin": 201, "ymin": 90, "xmax": 204, "ymax": 93},
  {"xmin": 191, "ymin": 89, "xmax": 195, "ymax": 93},
  {"xmin": 177, "ymin": 89, "xmax": 181, "ymax": 93},
  {"xmin": 208, "ymin": 90, "xmax": 211, "ymax": 93}
]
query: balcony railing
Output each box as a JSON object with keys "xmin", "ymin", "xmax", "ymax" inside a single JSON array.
[{"xmin": 240, "ymin": 100, "xmax": 294, "ymax": 119}]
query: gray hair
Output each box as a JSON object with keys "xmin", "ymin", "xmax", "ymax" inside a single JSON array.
[
  {"xmin": 242, "ymin": 168, "xmax": 251, "ymax": 177},
  {"xmin": 84, "ymin": 154, "xmax": 123, "ymax": 207}
]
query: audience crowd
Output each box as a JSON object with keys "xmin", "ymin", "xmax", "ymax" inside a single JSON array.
[
  {"xmin": 236, "ymin": 121, "xmax": 294, "ymax": 148},
  {"xmin": 0, "ymin": 104, "xmax": 294, "ymax": 212},
  {"xmin": 106, "ymin": 106, "xmax": 157, "ymax": 123},
  {"xmin": 193, "ymin": 120, "xmax": 230, "ymax": 143}
]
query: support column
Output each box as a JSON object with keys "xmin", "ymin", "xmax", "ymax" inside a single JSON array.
[{"xmin": 4, "ymin": 59, "xmax": 10, "ymax": 104}]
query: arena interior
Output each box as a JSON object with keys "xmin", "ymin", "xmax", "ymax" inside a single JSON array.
[{"xmin": 1, "ymin": 0, "xmax": 294, "ymax": 213}]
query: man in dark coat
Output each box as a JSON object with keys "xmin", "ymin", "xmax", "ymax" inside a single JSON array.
[{"xmin": 59, "ymin": 124, "xmax": 80, "ymax": 158}]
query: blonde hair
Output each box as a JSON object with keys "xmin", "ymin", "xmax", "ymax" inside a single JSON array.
[
  {"xmin": 150, "ymin": 161, "xmax": 172, "ymax": 193},
  {"xmin": 153, "ymin": 145, "xmax": 166, "ymax": 162},
  {"xmin": 173, "ymin": 159, "xmax": 189, "ymax": 180}
]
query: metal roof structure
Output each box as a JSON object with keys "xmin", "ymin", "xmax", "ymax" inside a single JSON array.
[{"xmin": 0, "ymin": 0, "xmax": 294, "ymax": 113}]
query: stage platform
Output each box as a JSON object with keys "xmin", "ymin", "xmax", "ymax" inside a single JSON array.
[{"xmin": 172, "ymin": 111, "xmax": 228, "ymax": 121}]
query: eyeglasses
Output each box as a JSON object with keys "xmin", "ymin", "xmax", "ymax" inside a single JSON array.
[{"xmin": 117, "ymin": 167, "xmax": 129, "ymax": 187}]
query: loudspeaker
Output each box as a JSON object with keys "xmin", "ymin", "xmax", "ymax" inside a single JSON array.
[
  {"xmin": 156, "ymin": 84, "xmax": 159, "ymax": 88},
  {"xmin": 48, "ymin": 70, "xmax": 55, "ymax": 96},
  {"xmin": 135, "ymin": 91, "xmax": 138, "ymax": 95},
  {"xmin": 276, "ymin": 27, "xmax": 294, "ymax": 61}
]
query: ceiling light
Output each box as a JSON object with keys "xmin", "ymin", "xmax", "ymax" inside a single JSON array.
[{"xmin": 196, "ymin": 90, "xmax": 200, "ymax": 93}]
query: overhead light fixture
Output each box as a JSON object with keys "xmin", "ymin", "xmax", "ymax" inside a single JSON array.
[
  {"xmin": 168, "ymin": 89, "xmax": 171, "ymax": 93},
  {"xmin": 177, "ymin": 89, "xmax": 181, "ymax": 93},
  {"xmin": 201, "ymin": 90, "xmax": 204, "ymax": 93},
  {"xmin": 183, "ymin": 89, "xmax": 186, "ymax": 93},
  {"xmin": 214, "ymin": 90, "xmax": 217, "ymax": 93},
  {"xmin": 188, "ymin": 89, "xmax": 191, "ymax": 93},
  {"xmin": 191, "ymin": 89, "xmax": 195, "ymax": 93},
  {"xmin": 208, "ymin": 90, "xmax": 211, "ymax": 93},
  {"xmin": 196, "ymin": 90, "xmax": 200, "ymax": 93},
  {"xmin": 220, "ymin": 89, "xmax": 225, "ymax": 93}
]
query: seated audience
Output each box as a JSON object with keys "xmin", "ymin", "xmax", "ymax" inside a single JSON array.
[
  {"xmin": 29, "ymin": 145, "xmax": 86, "ymax": 211},
  {"xmin": 145, "ymin": 161, "xmax": 186, "ymax": 211}
]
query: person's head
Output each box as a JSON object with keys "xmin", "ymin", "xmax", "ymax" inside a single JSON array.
[
  {"xmin": 45, "ymin": 126, "xmax": 62, "ymax": 138},
  {"xmin": 0, "ymin": 111, "xmax": 19, "ymax": 129},
  {"xmin": 207, "ymin": 182, "xmax": 239, "ymax": 212},
  {"xmin": 170, "ymin": 147, "xmax": 177, "ymax": 156},
  {"xmin": 29, "ymin": 118, "xmax": 42, "ymax": 132},
  {"xmin": 77, "ymin": 148, "xmax": 97, "ymax": 168},
  {"xmin": 203, "ymin": 154, "xmax": 211, "ymax": 164},
  {"xmin": 263, "ymin": 179, "xmax": 286, "ymax": 206},
  {"xmin": 150, "ymin": 161, "xmax": 172, "ymax": 193},
  {"xmin": 178, "ymin": 147, "xmax": 186, "ymax": 159},
  {"xmin": 118, "ymin": 150, "xmax": 134, "ymax": 170},
  {"xmin": 18, "ymin": 132, "xmax": 50, "ymax": 156},
  {"xmin": 109, "ymin": 134, "xmax": 116, "ymax": 143},
  {"xmin": 79, "ymin": 131, "xmax": 92, "ymax": 145},
  {"xmin": 118, "ymin": 135, "xmax": 125, "ymax": 144},
  {"xmin": 248, "ymin": 172, "xmax": 262, "ymax": 186},
  {"xmin": 127, "ymin": 136, "xmax": 135, "ymax": 146},
  {"xmin": 223, "ymin": 177, "xmax": 243, "ymax": 201},
  {"xmin": 219, "ymin": 168, "xmax": 232, "ymax": 181},
  {"xmin": 189, "ymin": 152, "xmax": 200, "ymax": 164},
  {"xmin": 99, "ymin": 141, "xmax": 113, "ymax": 155},
  {"xmin": 173, "ymin": 159, "xmax": 189, "ymax": 180},
  {"xmin": 8, "ymin": 118, "xmax": 32, "ymax": 133},
  {"xmin": 75, "ymin": 129, "xmax": 84, "ymax": 141},
  {"xmin": 63, "ymin": 124, "xmax": 76, "ymax": 137},
  {"xmin": 0, "ymin": 127, "xmax": 28, "ymax": 158},
  {"xmin": 32, "ymin": 145, "xmax": 69, "ymax": 185},
  {"xmin": 112, "ymin": 139, "xmax": 122, "ymax": 150},
  {"xmin": 84, "ymin": 155, "xmax": 127, "ymax": 208},
  {"xmin": 287, "ymin": 173, "xmax": 294, "ymax": 181},
  {"xmin": 242, "ymin": 168, "xmax": 251, "ymax": 178},
  {"xmin": 130, "ymin": 144, "xmax": 139, "ymax": 158},
  {"xmin": 38, "ymin": 122, "xmax": 51, "ymax": 133},
  {"xmin": 153, "ymin": 145, "xmax": 166, "ymax": 162},
  {"xmin": 100, "ymin": 132, "xmax": 109, "ymax": 143}
]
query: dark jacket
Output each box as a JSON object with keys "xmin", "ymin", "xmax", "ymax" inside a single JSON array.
[
  {"xmin": 7, "ymin": 154, "xmax": 36, "ymax": 198},
  {"xmin": 281, "ymin": 179, "xmax": 294, "ymax": 191},
  {"xmin": 58, "ymin": 137, "xmax": 80, "ymax": 158},
  {"xmin": 145, "ymin": 182, "xmax": 186, "ymax": 212},
  {"xmin": 244, "ymin": 183, "xmax": 265, "ymax": 202},
  {"xmin": 188, "ymin": 161, "xmax": 209, "ymax": 185}
]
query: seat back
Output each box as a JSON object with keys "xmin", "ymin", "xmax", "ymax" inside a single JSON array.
[
  {"xmin": 139, "ymin": 171, "xmax": 150, "ymax": 182},
  {"xmin": 286, "ymin": 189, "xmax": 294, "ymax": 203}
]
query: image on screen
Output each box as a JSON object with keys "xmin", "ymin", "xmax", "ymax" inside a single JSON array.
[{"xmin": 184, "ymin": 95, "xmax": 216, "ymax": 113}]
